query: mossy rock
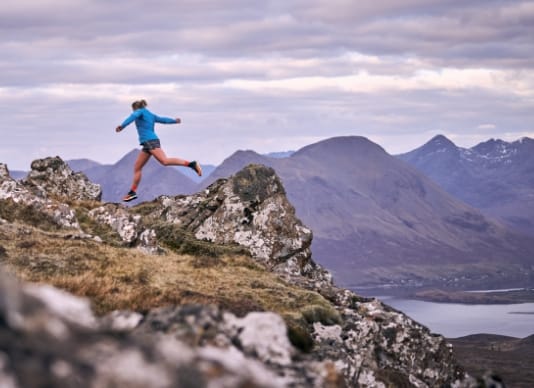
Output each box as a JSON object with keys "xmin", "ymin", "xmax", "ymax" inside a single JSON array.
[
  {"xmin": 0, "ymin": 199, "xmax": 60, "ymax": 231},
  {"xmin": 301, "ymin": 304, "xmax": 342, "ymax": 326},
  {"xmin": 285, "ymin": 317, "xmax": 314, "ymax": 353},
  {"xmin": 232, "ymin": 164, "xmax": 285, "ymax": 203}
]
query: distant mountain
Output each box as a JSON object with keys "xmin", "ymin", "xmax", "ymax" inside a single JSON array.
[
  {"xmin": 264, "ymin": 151, "xmax": 295, "ymax": 158},
  {"xmin": 73, "ymin": 150, "xmax": 197, "ymax": 203},
  {"xmin": 10, "ymin": 170, "xmax": 27, "ymax": 180},
  {"xmin": 205, "ymin": 150, "xmax": 273, "ymax": 183},
  {"xmin": 201, "ymin": 136, "xmax": 534, "ymax": 290},
  {"xmin": 67, "ymin": 158, "xmax": 103, "ymax": 172},
  {"xmin": 398, "ymin": 135, "xmax": 534, "ymax": 236}
]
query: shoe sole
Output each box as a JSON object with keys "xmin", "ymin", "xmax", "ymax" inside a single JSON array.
[
  {"xmin": 123, "ymin": 196, "xmax": 137, "ymax": 202},
  {"xmin": 190, "ymin": 162, "xmax": 202, "ymax": 177}
]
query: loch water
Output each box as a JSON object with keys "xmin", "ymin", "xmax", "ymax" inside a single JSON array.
[{"xmin": 377, "ymin": 296, "xmax": 534, "ymax": 338}]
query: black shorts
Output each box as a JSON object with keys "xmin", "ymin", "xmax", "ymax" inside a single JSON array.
[{"xmin": 141, "ymin": 139, "xmax": 161, "ymax": 153}]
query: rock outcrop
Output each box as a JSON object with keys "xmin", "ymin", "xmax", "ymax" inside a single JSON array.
[
  {"xmin": 0, "ymin": 162, "xmax": 80, "ymax": 229},
  {"xmin": 87, "ymin": 164, "xmax": 332, "ymax": 286},
  {"xmin": 147, "ymin": 165, "xmax": 332, "ymax": 287},
  {"xmin": 23, "ymin": 156, "xmax": 102, "ymax": 201},
  {"xmin": 0, "ymin": 158, "xmax": 485, "ymax": 387}
]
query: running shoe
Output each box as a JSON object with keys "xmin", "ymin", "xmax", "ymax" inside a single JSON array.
[
  {"xmin": 188, "ymin": 161, "xmax": 202, "ymax": 176},
  {"xmin": 122, "ymin": 190, "xmax": 138, "ymax": 202}
]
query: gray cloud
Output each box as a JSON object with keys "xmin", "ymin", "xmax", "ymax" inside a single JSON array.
[{"xmin": 0, "ymin": 0, "xmax": 533, "ymax": 170}]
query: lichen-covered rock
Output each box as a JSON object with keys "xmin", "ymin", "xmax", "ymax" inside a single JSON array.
[
  {"xmin": 148, "ymin": 164, "xmax": 332, "ymax": 287},
  {"xmin": 134, "ymin": 304, "xmax": 344, "ymax": 387},
  {"xmin": 0, "ymin": 163, "xmax": 79, "ymax": 229},
  {"xmin": 0, "ymin": 163, "xmax": 10, "ymax": 179},
  {"xmin": 312, "ymin": 293, "xmax": 464, "ymax": 387},
  {"xmin": 0, "ymin": 271, "xmax": 285, "ymax": 388},
  {"xmin": 0, "ymin": 268, "xmax": 480, "ymax": 388},
  {"xmin": 23, "ymin": 156, "xmax": 102, "ymax": 201},
  {"xmin": 224, "ymin": 311, "xmax": 295, "ymax": 366},
  {"xmin": 89, "ymin": 204, "xmax": 142, "ymax": 244},
  {"xmin": 137, "ymin": 228, "xmax": 162, "ymax": 254},
  {"xmin": 88, "ymin": 203, "xmax": 162, "ymax": 253}
]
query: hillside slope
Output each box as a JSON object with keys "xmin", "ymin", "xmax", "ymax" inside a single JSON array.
[{"xmin": 0, "ymin": 157, "xmax": 480, "ymax": 387}]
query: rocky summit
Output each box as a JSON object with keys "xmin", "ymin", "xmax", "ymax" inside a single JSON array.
[{"xmin": 0, "ymin": 157, "xmax": 491, "ymax": 387}]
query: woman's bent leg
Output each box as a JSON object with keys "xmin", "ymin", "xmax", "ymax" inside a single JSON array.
[
  {"xmin": 150, "ymin": 148, "xmax": 202, "ymax": 176},
  {"xmin": 150, "ymin": 148, "xmax": 188, "ymax": 166}
]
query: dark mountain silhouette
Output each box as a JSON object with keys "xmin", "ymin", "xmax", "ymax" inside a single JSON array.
[
  {"xmin": 201, "ymin": 136, "xmax": 534, "ymax": 290},
  {"xmin": 398, "ymin": 135, "xmax": 534, "ymax": 236},
  {"xmin": 76, "ymin": 150, "xmax": 197, "ymax": 203}
]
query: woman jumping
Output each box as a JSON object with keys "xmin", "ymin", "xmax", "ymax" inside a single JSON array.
[{"xmin": 115, "ymin": 99, "xmax": 202, "ymax": 202}]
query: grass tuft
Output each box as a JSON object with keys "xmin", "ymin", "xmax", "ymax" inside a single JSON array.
[
  {"xmin": 153, "ymin": 222, "xmax": 248, "ymax": 258},
  {"xmin": 0, "ymin": 199, "xmax": 60, "ymax": 231}
]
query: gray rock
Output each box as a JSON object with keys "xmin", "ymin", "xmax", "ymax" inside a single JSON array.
[
  {"xmin": 0, "ymin": 163, "xmax": 80, "ymax": 229},
  {"xmin": 0, "ymin": 271, "xmax": 285, "ymax": 388},
  {"xmin": 89, "ymin": 203, "xmax": 141, "ymax": 244},
  {"xmin": 134, "ymin": 304, "xmax": 342, "ymax": 387},
  {"xmin": 149, "ymin": 164, "xmax": 332, "ymax": 287},
  {"xmin": 0, "ymin": 163, "xmax": 10, "ymax": 179},
  {"xmin": 23, "ymin": 156, "xmax": 102, "ymax": 201},
  {"xmin": 224, "ymin": 311, "xmax": 295, "ymax": 366},
  {"xmin": 87, "ymin": 203, "xmax": 163, "ymax": 253}
]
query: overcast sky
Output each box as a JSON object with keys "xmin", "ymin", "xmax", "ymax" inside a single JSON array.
[{"xmin": 1, "ymin": 0, "xmax": 533, "ymax": 170}]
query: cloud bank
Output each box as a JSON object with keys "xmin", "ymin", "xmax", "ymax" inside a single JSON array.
[{"xmin": 1, "ymin": 0, "xmax": 533, "ymax": 169}]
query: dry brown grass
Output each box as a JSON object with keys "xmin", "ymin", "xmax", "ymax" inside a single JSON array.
[{"xmin": 0, "ymin": 219, "xmax": 339, "ymax": 343}]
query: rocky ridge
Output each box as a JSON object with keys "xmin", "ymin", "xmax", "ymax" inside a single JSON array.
[
  {"xmin": 398, "ymin": 135, "xmax": 534, "ymax": 237},
  {"xmin": 0, "ymin": 156, "xmax": 490, "ymax": 387}
]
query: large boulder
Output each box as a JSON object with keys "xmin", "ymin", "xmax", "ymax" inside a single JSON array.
[
  {"xmin": 0, "ymin": 163, "xmax": 79, "ymax": 229},
  {"xmin": 23, "ymin": 156, "xmax": 102, "ymax": 201},
  {"xmin": 146, "ymin": 164, "xmax": 332, "ymax": 286}
]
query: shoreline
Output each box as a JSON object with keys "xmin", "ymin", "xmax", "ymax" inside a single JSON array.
[
  {"xmin": 409, "ymin": 288, "xmax": 534, "ymax": 305},
  {"xmin": 351, "ymin": 286, "xmax": 534, "ymax": 305}
]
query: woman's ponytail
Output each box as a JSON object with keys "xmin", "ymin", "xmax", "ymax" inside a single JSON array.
[{"xmin": 131, "ymin": 99, "xmax": 148, "ymax": 110}]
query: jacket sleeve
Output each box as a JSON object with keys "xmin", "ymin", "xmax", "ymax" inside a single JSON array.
[
  {"xmin": 154, "ymin": 115, "xmax": 177, "ymax": 124},
  {"xmin": 120, "ymin": 110, "xmax": 143, "ymax": 128}
]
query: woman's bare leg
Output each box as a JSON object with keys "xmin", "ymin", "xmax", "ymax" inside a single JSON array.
[
  {"xmin": 132, "ymin": 151, "xmax": 152, "ymax": 190},
  {"xmin": 149, "ymin": 148, "xmax": 188, "ymax": 166},
  {"xmin": 150, "ymin": 147, "xmax": 202, "ymax": 176}
]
